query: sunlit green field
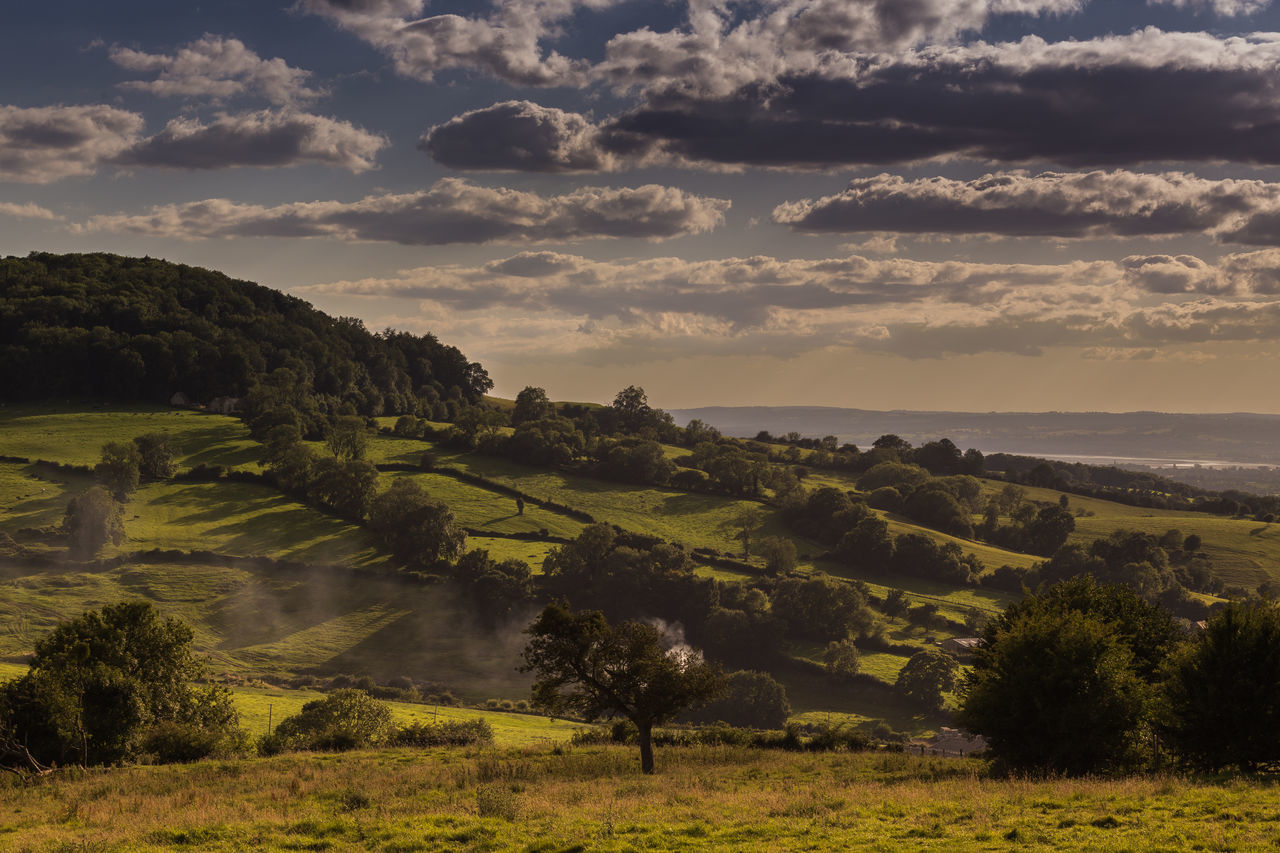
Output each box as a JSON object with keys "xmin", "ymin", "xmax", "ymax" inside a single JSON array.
[
  {"xmin": 378, "ymin": 470, "xmax": 586, "ymax": 541},
  {"xmin": 0, "ymin": 561, "xmax": 536, "ymax": 700},
  {"xmin": 4, "ymin": 746, "xmax": 1276, "ymax": 852},
  {"xmin": 0, "ymin": 404, "xmax": 258, "ymax": 470},
  {"xmin": 230, "ymin": 685, "xmax": 585, "ymax": 747},
  {"xmin": 369, "ymin": 434, "xmax": 787, "ymax": 555}
]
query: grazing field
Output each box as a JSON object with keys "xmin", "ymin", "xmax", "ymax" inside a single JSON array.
[
  {"xmin": 379, "ymin": 470, "xmax": 586, "ymax": 542},
  {"xmin": 230, "ymin": 685, "xmax": 586, "ymax": 747},
  {"xmin": 369, "ymin": 433, "xmax": 789, "ymax": 556},
  {"xmin": 0, "ymin": 404, "xmax": 258, "ymax": 470},
  {"xmin": 980, "ymin": 481, "xmax": 1280, "ymax": 589},
  {"xmin": 1, "ymin": 746, "xmax": 1275, "ymax": 852},
  {"xmin": 0, "ymin": 560, "xmax": 535, "ymax": 700}
]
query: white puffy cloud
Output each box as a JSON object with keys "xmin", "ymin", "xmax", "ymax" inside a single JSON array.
[
  {"xmin": 80, "ymin": 178, "xmax": 729, "ymax": 244},
  {"xmin": 0, "ymin": 202, "xmax": 61, "ymax": 221},
  {"xmin": 0, "ymin": 104, "xmax": 144, "ymax": 183},
  {"xmin": 115, "ymin": 109, "xmax": 386, "ymax": 172},
  {"xmin": 1148, "ymin": 0, "xmax": 1271, "ymax": 15},
  {"xmin": 773, "ymin": 171, "xmax": 1280, "ymax": 245},
  {"xmin": 110, "ymin": 35, "xmax": 324, "ymax": 104},
  {"xmin": 298, "ymin": 0, "xmax": 619, "ymax": 86}
]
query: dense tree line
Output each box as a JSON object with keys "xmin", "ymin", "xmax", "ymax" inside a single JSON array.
[
  {"xmin": 0, "ymin": 253, "xmax": 491, "ymax": 416},
  {"xmin": 958, "ymin": 577, "xmax": 1280, "ymax": 776}
]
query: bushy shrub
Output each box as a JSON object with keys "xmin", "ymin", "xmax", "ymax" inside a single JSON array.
[
  {"xmin": 390, "ymin": 719, "xmax": 494, "ymax": 747},
  {"xmin": 264, "ymin": 689, "xmax": 393, "ymax": 753}
]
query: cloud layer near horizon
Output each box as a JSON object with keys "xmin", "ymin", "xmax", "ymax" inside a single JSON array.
[
  {"xmin": 81, "ymin": 179, "xmax": 730, "ymax": 244},
  {"xmin": 293, "ymin": 247, "xmax": 1280, "ymax": 361}
]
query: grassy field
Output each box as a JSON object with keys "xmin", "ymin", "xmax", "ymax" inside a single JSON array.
[
  {"xmin": 1, "ymin": 746, "xmax": 1276, "ymax": 851},
  {"xmin": 368, "ymin": 433, "xmax": 788, "ymax": 556},
  {"xmin": 0, "ymin": 560, "xmax": 536, "ymax": 700},
  {"xmin": 379, "ymin": 470, "xmax": 586, "ymax": 542},
  {"xmin": 230, "ymin": 685, "xmax": 586, "ymax": 747},
  {"xmin": 0, "ymin": 404, "xmax": 258, "ymax": 470}
]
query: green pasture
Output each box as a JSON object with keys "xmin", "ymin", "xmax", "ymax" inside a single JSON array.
[
  {"xmin": 230, "ymin": 685, "xmax": 585, "ymax": 747},
  {"xmin": 465, "ymin": 535, "xmax": 558, "ymax": 568},
  {"xmin": 370, "ymin": 433, "xmax": 789, "ymax": 555},
  {"xmin": 0, "ymin": 461, "xmax": 92, "ymax": 533},
  {"xmin": 0, "ymin": 404, "xmax": 258, "ymax": 470},
  {"xmin": 121, "ymin": 479, "xmax": 390, "ymax": 569},
  {"xmin": 0, "ymin": 561, "xmax": 536, "ymax": 700},
  {"xmin": 379, "ymin": 470, "xmax": 585, "ymax": 541},
  {"xmin": 976, "ymin": 479, "xmax": 1280, "ymax": 588}
]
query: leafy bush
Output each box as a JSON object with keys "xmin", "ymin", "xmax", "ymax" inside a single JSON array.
[
  {"xmin": 264, "ymin": 689, "xmax": 393, "ymax": 753},
  {"xmin": 390, "ymin": 719, "xmax": 494, "ymax": 747}
]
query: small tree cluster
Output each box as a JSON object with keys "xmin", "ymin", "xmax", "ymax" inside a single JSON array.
[{"xmin": 0, "ymin": 603, "xmax": 242, "ymax": 769}]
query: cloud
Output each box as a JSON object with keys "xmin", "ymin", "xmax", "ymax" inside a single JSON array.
[
  {"xmin": 1124, "ymin": 250, "xmax": 1280, "ymax": 294},
  {"xmin": 417, "ymin": 25, "xmax": 1280, "ymax": 172},
  {"xmin": 114, "ymin": 109, "xmax": 386, "ymax": 172},
  {"xmin": 298, "ymin": 0, "xmax": 618, "ymax": 86},
  {"xmin": 598, "ymin": 0, "xmax": 1085, "ymax": 98},
  {"xmin": 110, "ymin": 35, "xmax": 324, "ymax": 105},
  {"xmin": 619, "ymin": 29, "xmax": 1280, "ymax": 169},
  {"xmin": 773, "ymin": 171, "xmax": 1280, "ymax": 245},
  {"xmin": 0, "ymin": 104, "xmax": 143, "ymax": 183},
  {"xmin": 0, "ymin": 202, "xmax": 61, "ymax": 221},
  {"xmin": 422, "ymin": 101, "xmax": 623, "ymax": 172},
  {"xmin": 1148, "ymin": 0, "xmax": 1271, "ymax": 15},
  {"xmin": 293, "ymin": 247, "xmax": 1280, "ymax": 360},
  {"xmin": 80, "ymin": 178, "xmax": 729, "ymax": 244}
]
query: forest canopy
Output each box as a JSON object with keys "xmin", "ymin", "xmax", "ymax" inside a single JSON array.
[{"xmin": 0, "ymin": 252, "xmax": 491, "ymax": 416}]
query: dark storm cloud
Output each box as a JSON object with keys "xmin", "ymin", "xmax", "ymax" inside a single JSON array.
[
  {"xmin": 420, "ymin": 27, "xmax": 1280, "ymax": 172},
  {"xmin": 617, "ymin": 38, "xmax": 1280, "ymax": 169}
]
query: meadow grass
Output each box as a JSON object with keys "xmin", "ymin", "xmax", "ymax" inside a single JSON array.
[
  {"xmin": 378, "ymin": 470, "xmax": 586, "ymax": 541},
  {"xmin": 368, "ymin": 434, "xmax": 788, "ymax": 555},
  {"xmin": 230, "ymin": 685, "xmax": 586, "ymax": 747},
  {"xmin": 2, "ymin": 746, "xmax": 1273, "ymax": 852},
  {"xmin": 0, "ymin": 561, "xmax": 536, "ymax": 700},
  {"xmin": 0, "ymin": 404, "xmax": 258, "ymax": 470},
  {"xmin": 121, "ymin": 479, "xmax": 391, "ymax": 569}
]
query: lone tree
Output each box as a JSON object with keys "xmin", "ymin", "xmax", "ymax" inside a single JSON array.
[
  {"xmin": 95, "ymin": 441, "xmax": 140, "ymax": 499},
  {"xmin": 521, "ymin": 602, "xmax": 724, "ymax": 773},
  {"xmin": 132, "ymin": 433, "xmax": 178, "ymax": 480},
  {"xmin": 896, "ymin": 649, "xmax": 960, "ymax": 710},
  {"xmin": 63, "ymin": 486, "xmax": 125, "ymax": 559}
]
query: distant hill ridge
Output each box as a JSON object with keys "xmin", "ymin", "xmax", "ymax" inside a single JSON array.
[{"xmin": 671, "ymin": 406, "xmax": 1280, "ymax": 467}]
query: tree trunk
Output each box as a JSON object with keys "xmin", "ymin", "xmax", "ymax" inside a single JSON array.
[{"xmin": 638, "ymin": 723, "xmax": 655, "ymax": 774}]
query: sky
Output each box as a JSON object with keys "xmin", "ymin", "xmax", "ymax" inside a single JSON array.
[{"xmin": 8, "ymin": 0, "xmax": 1280, "ymax": 413}]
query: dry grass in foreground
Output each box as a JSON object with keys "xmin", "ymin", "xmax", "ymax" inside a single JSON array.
[{"xmin": 2, "ymin": 745, "xmax": 1279, "ymax": 851}]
